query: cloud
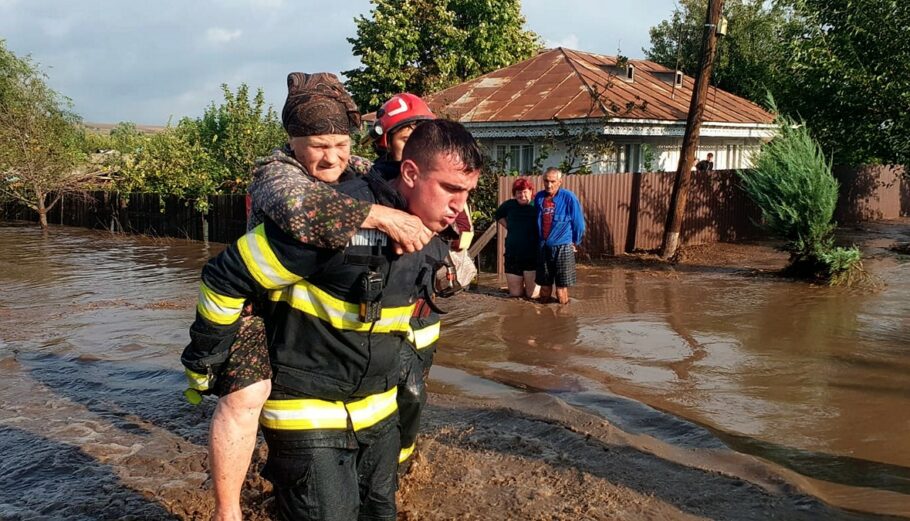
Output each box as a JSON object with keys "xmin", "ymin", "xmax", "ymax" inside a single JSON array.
[
  {"xmin": 248, "ymin": 0, "xmax": 285, "ymax": 8},
  {"xmin": 545, "ymin": 34, "xmax": 580, "ymax": 50},
  {"xmin": 205, "ymin": 27, "xmax": 242, "ymax": 44},
  {"xmin": 0, "ymin": 0, "xmax": 678, "ymax": 124}
]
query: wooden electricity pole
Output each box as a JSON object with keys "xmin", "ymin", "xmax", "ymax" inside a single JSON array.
[{"xmin": 660, "ymin": 0, "xmax": 725, "ymax": 259}]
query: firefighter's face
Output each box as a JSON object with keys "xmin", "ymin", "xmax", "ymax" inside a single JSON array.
[
  {"xmin": 400, "ymin": 152, "xmax": 478, "ymax": 232},
  {"xmin": 290, "ymin": 134, "xmax": 351, "ymax": 183}
]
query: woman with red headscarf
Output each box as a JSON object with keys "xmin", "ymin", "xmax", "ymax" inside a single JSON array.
[{"xmin": 494, "ymin": 177, "xmax": 540, "ymax": 298}]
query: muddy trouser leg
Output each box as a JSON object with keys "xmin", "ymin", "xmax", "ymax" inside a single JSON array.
[
  {"xmin": 397, "ymin": 345, "xmax": 433, "ymax": 462},
  {"xmin": 261, "ymin": 440, "xmax": 359, "ymax": 521},
  {"xmin": 356, "ymin": 421, "xmax": 400, "ymax": 521}
]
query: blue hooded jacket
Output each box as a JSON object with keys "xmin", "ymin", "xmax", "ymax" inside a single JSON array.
[{"xmin": 534, "ymin": 188, "xmax": 585, "ymax": 247}]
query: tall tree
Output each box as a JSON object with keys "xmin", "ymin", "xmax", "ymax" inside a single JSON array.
[
  {"xmin": 345, "ymin": 0, "xmax": 540, "ymax": 111},
  {"xmin": 648, "ymin": 0, "xmax": 909, "ymax": 166},
  {"xmin": 0, "ymin": 40, "xmax": 96, "ymax": 229},
  {"xmin": 646, "ymin": 0, "xmax": 799, "ymax": 104},
  {"xmin": 778, "ymin": 0, "xmax": 909, "ymax": 166}
]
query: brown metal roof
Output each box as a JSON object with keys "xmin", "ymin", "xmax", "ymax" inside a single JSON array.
[{"xmin": 425, "ymin": 48, "xmax": 773, "ymax": 125}]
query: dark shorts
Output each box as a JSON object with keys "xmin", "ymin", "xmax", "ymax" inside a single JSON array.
[
  {"xmin": 536, "ymin": 244, "xmax": 577, "ymax": 287},
  {"xmin": 214, "ymin": 314, "xmax": 272, "ymax": 397},
  {"xmin": 504, "ymin": 254, "xmax": 537, "ymax": 276}
]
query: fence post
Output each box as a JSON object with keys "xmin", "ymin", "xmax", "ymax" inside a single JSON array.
[
  {"xmin": 110, "ymin": 193, "xmax": 116, "ymax": 233},
  {"xmin": 202, "ymin": 204, "xmax": 209, "ymax": 245}
]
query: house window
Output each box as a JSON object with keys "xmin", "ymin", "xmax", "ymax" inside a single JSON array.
[
  {"xmin": 726, "ymin": 144, "xmax": 743, "ymax": 168},
  {"xmin": 495, "ymin": 144, "xmax": 534, "ymax": 173},
  {"xmin": 624, "ymin": 144, "xmax": 642, "ymax": 172},
  {"xmin": 597, "ymin": 147, "xmax": 624, "ymax": 173}
]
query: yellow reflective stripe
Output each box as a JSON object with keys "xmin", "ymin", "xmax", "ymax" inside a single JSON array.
[
  {"xmin": 185, "ymin": 368, "xmax": 211, "ymax": 391},
  {"xmin": 270, "ymin": 280, "xmax": 414, "ymax": 333},
  {"xmin": 407, "ymin": 321, "xmax": 440, "ymax": 350},
  {"xmin": 399, "ymin": 443, "xmax": 416, "ymax": 463},
  {"xmin": 458, "ymin": 230, "xmax": 474, "ymax": 250},
  {"xmin": 237, "ymin": 224, "xmax": 300, "ymax": 290},
  {"xmin": 196, "ymin": 281, "xmax": 245, "ymax": 325},
  {"xmin": 260, "ymin": 398, "xmax": 349, "ymax": 430},
  {"xmin": 346, "ymin": 387, "xmax": 398, "ymax": 431},
  {"xmin": 260, "ymin": 387, "xmax": 398, "ymax": 432}
]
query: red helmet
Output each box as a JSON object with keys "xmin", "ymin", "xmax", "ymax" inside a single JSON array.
[{"xmin": 370, "ymin": 93, "xmax": 435, "ymax": 150}]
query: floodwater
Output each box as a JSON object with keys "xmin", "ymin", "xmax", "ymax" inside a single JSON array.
[{"xmin": 1, "ymin": 222, "xmax": 909, "ymax": 519}]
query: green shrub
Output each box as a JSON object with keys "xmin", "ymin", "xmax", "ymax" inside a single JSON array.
[
  {"xmin": 108, "ymin": 84, "xmax": 285, "ymax": 212},
  {"xmin": 818, "ymin": 246, "xmax": 864, "ymax": 286},
  {"xmin": 738, "ymin": 99, "xmax": 864, "ymax": 285}
]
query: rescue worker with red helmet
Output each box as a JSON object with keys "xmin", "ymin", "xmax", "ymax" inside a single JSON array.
[
  {"xmin": 369, "ymin": 92, "xmax": 435, "ymax": 162},
  {"xmin": 367, "ymin": 93, "xmax": 476, "ymax": 470},
  {"xmin": 367, "ymin": 93, "xmax": 442, "ymax": 469}
]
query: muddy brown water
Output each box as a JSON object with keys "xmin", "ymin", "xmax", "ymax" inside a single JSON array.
[{"xmin": 1, "ymin": 222, "xmax": 908, "ymax": 519}]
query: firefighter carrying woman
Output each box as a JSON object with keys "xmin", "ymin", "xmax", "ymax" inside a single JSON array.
[{"xmin": 181, "ymin": 71, "xmax": 480, "ymax": 521}]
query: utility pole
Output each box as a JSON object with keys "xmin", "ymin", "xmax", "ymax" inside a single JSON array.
[{"xmin": 660, "ymin": 0, "xmax": 725, "ymax": 259}]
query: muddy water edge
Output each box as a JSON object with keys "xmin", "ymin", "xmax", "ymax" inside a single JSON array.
[{"xmin": 0, "ymin": 221, "xmax": 908, "ymax": 520}]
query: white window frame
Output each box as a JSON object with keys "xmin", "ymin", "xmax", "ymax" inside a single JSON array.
[{"xmin": 495, "ymin": 143, "xmax": 535, "ymax": 174}]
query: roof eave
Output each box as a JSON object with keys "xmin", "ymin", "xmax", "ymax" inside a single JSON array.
[{"xmin": 461, "ymin": 118, "xmax": 778, "ymax": 139}]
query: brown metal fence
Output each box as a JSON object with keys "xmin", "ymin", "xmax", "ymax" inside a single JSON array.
[
  {"xmin": 494, "ymin": 165, "xmax": 908, "ymax": 274},
  {"xmin": 497, "ymin": 169, "xmax": 763, "ymax": 261},
  {"xmin": 2, "ymin": 165, "xmax": 906, "ymax": 253},
  {"xmin": 1, "ymin": 192, "xmax": 248, "ymax": 244},
  {"xmin": 833, "ymin": 165, "xmax": 907, "ymax": 223}
]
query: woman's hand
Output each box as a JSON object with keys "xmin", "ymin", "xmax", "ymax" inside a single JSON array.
[{"xmin": 364, "ymin": 204, "xmax": 434, "ymax": 254}]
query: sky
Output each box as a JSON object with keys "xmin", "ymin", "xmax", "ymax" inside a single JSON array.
[{"xmin": 0, "ymin": 0, "xmax": 678, "ymax": 125}]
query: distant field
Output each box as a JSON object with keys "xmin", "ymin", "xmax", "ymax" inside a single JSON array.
[{"xmin": 83, "ymin": 122, "xmax": 165, "ymax": 134}]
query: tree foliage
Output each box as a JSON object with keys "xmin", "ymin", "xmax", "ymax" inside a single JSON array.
[
  {"xmin": 111, "ymin": 84, "xmax": 285, "ymax": 211},
  {"xmin": 647, "ymin": 0, "xmax": 909, "ymax": 166},
  {"xmin": 737, "ymin": 102, "xmax": 863, "ymax": 284},
  {"xmin": 777, "ymin": 0, "xmax": 910, "ymax": 166},
  {"xmin": 646, "ymin": 0, "xmax": 799, "ymax": 106},
  {"xmin": 115, "ymin": 121, "xmax": 228, "ymax": 212},
  {"xmin": 345, "ymin": 0, "xmax": 541, "ymax": 110},
  {"xmin": 195, "ymin": 84, "xmax": 285, "ymax": 189},
  {"xmin": 0, "ymin": 40, "xmax": 96, "ymax": 228}
]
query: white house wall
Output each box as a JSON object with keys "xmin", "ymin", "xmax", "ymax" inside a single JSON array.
[{"xmin": 480, "ymin": 135, "xmax": 764, "ymax": 174}]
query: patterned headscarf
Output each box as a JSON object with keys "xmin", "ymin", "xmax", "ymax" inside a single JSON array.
[{"xmin": 281, "ymin": 72, "xmax": 361, "ymax": 137}]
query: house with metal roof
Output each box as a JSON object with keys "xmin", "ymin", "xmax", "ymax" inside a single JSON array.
[{"xmin": 423, "ymin": 47, "xmax": 776, "ymax": 174}]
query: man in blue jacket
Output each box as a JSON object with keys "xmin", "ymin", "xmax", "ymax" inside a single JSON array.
[{"xmin": 534, "ymin": 167, "xmax": 585, "ymax": 304}]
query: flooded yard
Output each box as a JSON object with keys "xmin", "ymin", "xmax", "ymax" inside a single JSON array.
[{"xmin": 0, "ymin": 221, "xmax": 908, "ymax": 519}]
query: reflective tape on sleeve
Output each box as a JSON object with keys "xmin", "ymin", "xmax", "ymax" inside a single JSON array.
[
  {"xmin": 237, "ymin": 224, "xmax": 300, "ymax": 290},
  {"xmin": 407, "ymin": 321, "xmax": 440, "ymax": 350},
  {"xmin": 196, "ymin": 281, "xmax": 245, "ymax": 325},
  {"xmin": 185, "ymin": 368, "xmax": 211, "ymax": 391},
  {"xmin": 398, "ymin": 443, "xmax": 416, "ymax": 463}
]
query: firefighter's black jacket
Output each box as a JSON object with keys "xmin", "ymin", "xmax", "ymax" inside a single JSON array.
[{"xmin": 181, "ymin": 171, "xmax": 448, "ymax": 402}]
